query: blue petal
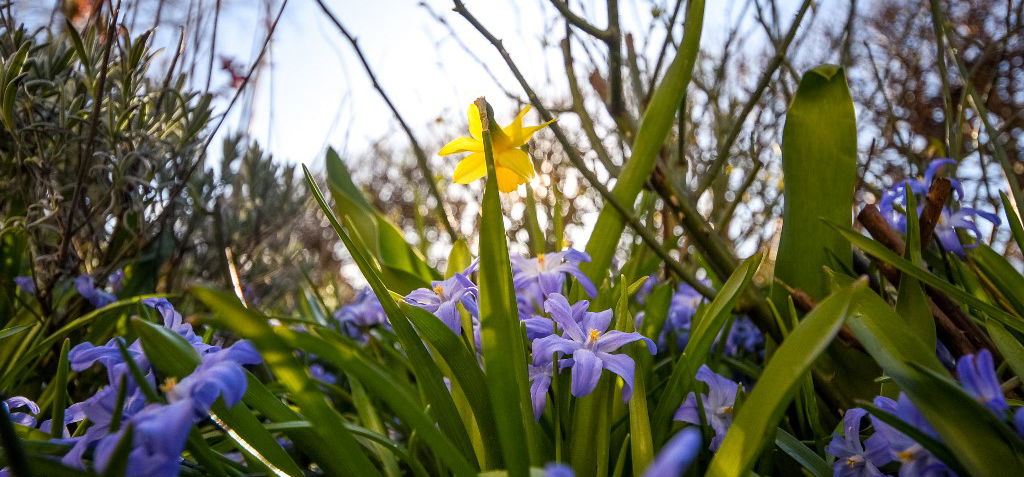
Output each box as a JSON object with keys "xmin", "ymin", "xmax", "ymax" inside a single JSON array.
[
  {"xmin": 641, "ymin": 428, "xmax": 702, "ymax": 477},
  {"xmin": 597, "ymin": 352, "xmax": 636, "ymax": 401},
  {"xmin": 532, "ymin": 335, "xmax": 579, "ymax": 365},
  {"xmin": 569, "ymin": 348, "xmax": 604, "ymax": 397}
]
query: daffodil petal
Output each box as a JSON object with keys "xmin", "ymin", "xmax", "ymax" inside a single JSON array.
[
  {"xmin": 453, "ymin": 152, "xmax": 486, "ymax": 184},
  {"xmin": 497, "ymin": 148, "xmax": 535, "ymax": 181},
  {"xmin": 502, "ymin": 105, "xmax": 531, "ymax": 145},
  {"xmin": 515, "ymin": 118, "xmax": 556, "ymax": 145},
  {"xmin": 468, "ymin": 103, "xmax": 482, "ymax": 140},
  {"xmin": 496, "ymin": 166, "xmax": 525, "ymax": 192},
  {"xmin": 439, "ymin": 136, "xmax": 482, "ymax": 156}
]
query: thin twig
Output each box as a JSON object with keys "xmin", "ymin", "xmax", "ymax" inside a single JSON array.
[
  {"xmin": 316, "ymin": 0, "xmax": 457, "ymax": 243},
  {"xmin": 919, "ymin": 178, "xmax": 952, "ymax": 248},
  {"xmin": 547, "ymin": 0, "xmax": 610, "ymax": 40},
  {"xmin": 694, "ymin": 0, "xmax": 812, "ymax": 198}
]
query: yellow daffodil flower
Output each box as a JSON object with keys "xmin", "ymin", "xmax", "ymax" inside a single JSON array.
[{"xmin": 439, "ymin": 103, "xmax": 554, "ymax": 193}]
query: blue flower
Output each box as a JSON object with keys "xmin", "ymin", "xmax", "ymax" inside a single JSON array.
[
  {"xmin": 674, "ymin": 365, "xmax": 741, "ymax": 451},
  {"xmin": 522, "ymin": 293, "xmax": 590, "ymax": 341},
  {"xmin": 661, "ymin": 282, "xmax": 706, "ymax": 350},
  {"xmin": 512, "ymin": 248, "xmax": 598, "ymax": 300},
  {"xmin": 75, "ymin": 274, "xmax": 116, "ymax": 308},
  {"xmin": 142, "ymin": 298, "xmax": 214, "ymax": 354},
  {"xmin": 544, "ymin": 462, "xmax": 574, "ymax": 477},
  {"xmin": 62, "ymin": 386, "xmax": 149, "ymax": 470},
  {"xmin": 310, "ymin": 363, "xmax": 337, "ymax": 384},
  {"xmin": 69, "ymin": 338, "xmax": 149, "ymax": 386},
  {"xmin": 13, "ymin": 276, "xmax": 34, "ymax": 294},
  {"xmin": 722, "ymin": 316, "xmax": 762, "ymax": 357},
  {"xmin": 335, "ymin": 288, "xmax": 389, "ymax": 340},
  {"xmin": 869, "ymin": 394, "xmax": 954, "ymax": 477},
  {"xmin": 531, "ymin": 301, "xmax": 655, "ymax": 400},
  {"xmin": 877, "ymin": 159, "xmax": 998, "ymax": 258},
  {"xmin": 528, "ymin": 363, "xmax": 554, "ymax": 421},
  {"xmin": 405, "ymin": 273, "xmax": 478, "ymax": 333},
  {"xmin": 92, "ymin": 400, "xmax": 194, "ymax": 477},
  {"xmin": 932, "ymin": 207, "xmax": 1000, "ymax": 257},
  {"xmin": 956, "ymin": 349, "xmax": 1008, "ymax": 415},
  {"xmin": 4, "ymin": 396, "xmax": 39, "ymax": 428},
  {"xmin": 164, "ymin": 340, "xmax": 261, "ymax": 416},
  {"xmin": 642, "ymin": 428, "xmax": 702, "ymax": 477},
  {"xmin": 825, "ymin": 408, "xmax": 890, "ymax": 477}
]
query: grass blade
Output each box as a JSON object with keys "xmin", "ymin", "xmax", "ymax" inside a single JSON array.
[
  {"xmin": 192, "ymin": 287, "xmax": 381, "ymax": 476},
  {"xmin": 652, "ymin": 253, "xmax": 763, "ymax": 442},
  {"xmin": 304, "ymin": 163, "xmax": 479, "ymax": 465},
  {"xmin": 708, "ymin": 281, "xmax": 858, "ymax": 477},
  {"xmin": 580, "ymin": 0, "xmax": 705, "ymax": 285}
]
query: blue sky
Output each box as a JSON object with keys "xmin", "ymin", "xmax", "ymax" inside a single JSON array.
[{"xmin": 212, "ymin": 0, "xmax": 771, "ymax": 166}]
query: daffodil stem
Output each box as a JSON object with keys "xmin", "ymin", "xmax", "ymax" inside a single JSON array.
[{"xmin": 476, "ymin": 96, "xmax": 538, "ymax": 473}]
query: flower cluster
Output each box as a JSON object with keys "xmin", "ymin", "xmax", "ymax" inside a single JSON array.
[
  {"xmin": 4, "ymin": 299, "xmax": 261, "ymax": 477},
  {"xmin": 879, "ymin": 158, "xmax": 1000, "ymax": 257},
  {"xmin": 826, "ymin": 349, "xmax": 1021, "ymax": 477},
  {"xmin": 637, "ymin": 277, "xmax": 762, "ymax": 357}
]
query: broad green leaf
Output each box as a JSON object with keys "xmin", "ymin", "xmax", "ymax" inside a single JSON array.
[
  {"xmin": 0, "ymin": 324, "xmax": 30, "ymax": 340},
  {"xmin": 773, "ymin": 65, "xmax": 856, "ymax": 305},
  {"xmin": 652, "ymin": 253, "xmax": 763, "ymax": 443},
  {"xmin": 400, "ymin": 301, "xmax": 502, "ymax": 466},
  {"xmin": 581, "ymin": 0, "xmax": 705, "ymax": 285},
  {"xmin": 325, "ymin": 148, "xmax": 436, "ymax": 292},
  {"xmin": 348, "ymin": 377, "xmax": 401, "ymax": 477},
  {"xmin": 192, "ymin": 287, "xmax": 381, "ymax": 477},
  {"xmin": 304, "ymin": 164, "xmax": 479, "ymax": 463},
  {"xmin": 446, "ymin": 238, "xmax": 473, "ymax": 278},
  {"xmin": 280, "ymin": 329, "xmax": 477, "ymax": 476},
  {"xmin": 708, "ymin": 282, "xmax": 857, "ymax": 477},
  {"xmin": 896, "ymin": 189, "xmax": 935, "ymax": 348},
  {"xmin": 476, "ymin": 99, "xmax": 535, "ymax": 475},
  {"xmin": 846, "ymin": 286, "xmax": 1024, "ymax": 475},
  {"xmin": 238, "ymin": 369, "xmax": 367, "ymax": 473}
]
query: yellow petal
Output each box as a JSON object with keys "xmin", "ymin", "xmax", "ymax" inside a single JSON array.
[
  {"xmin": 439, "ymin": 136, "xmax": 482, "ymax": 156},
  {"xmin": 453, "ymin": 152, "xmax": 486, "ymax": 184},
  {"xmin": 502, "ymin": 105, "xmax": 531, "ymax": 144},
  {"xmin": 514, "ymin": 118, "xmax": 556, "ymax": 146},
  {"xmin": 496, "ymin": 166, "xmax": 526, "ymax": 192},
  {"xmin": 496, "ymin": 148, "xmax": 535, "ymax": 181},
  {"xmin": 468, "ymin": 103, "xmax": 482, "ymax": 140}
]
